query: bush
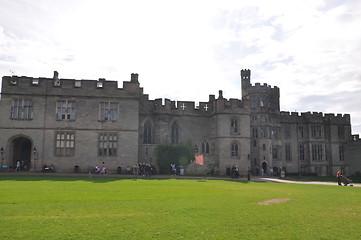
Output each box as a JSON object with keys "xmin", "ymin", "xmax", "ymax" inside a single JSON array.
[{"xmin": 156, "ymin": 142, "xmax": 194, "ymax": 174}]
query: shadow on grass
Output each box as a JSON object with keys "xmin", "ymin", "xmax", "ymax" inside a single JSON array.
[{"xmin": 0, "ymin": 173, "xmax": 271, "ymax": 184}]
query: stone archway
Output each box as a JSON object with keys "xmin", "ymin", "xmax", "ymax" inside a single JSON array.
[
  {"xmin": 12, "ymin": 137, "xmax": 32, "ymax": 171},
  {"xmin": 262, "ymin": 162, "xmax": 268, "ymax": 174}
]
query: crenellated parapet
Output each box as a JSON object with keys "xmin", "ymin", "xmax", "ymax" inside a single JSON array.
[
  {"xmin": 1, "ymin": 71, "xmax": 141, "ymax": 98},
  {"xmin": 280, "ymin": 111, "xmax": 350, "ymax": 125},
  {"xmin": 249, "ymin": 82, "xmax": 280, "ymax": 96},
  {"xmin": 139, "ymin": 90, "xmax": 246, "ymax": 116}
]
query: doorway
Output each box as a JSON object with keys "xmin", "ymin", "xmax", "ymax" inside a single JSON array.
[
  {"xmin": 262, "ymin": 162, "xmax": 268, "ymax": 174},
  {"xmin": 12, "ymin": 137, "xmax": 32, "ymax": 171}
]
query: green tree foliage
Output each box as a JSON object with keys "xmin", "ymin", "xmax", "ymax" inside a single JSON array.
[{"xmin": 156, "ymin": 142, "xmax": 194, "ymax": 174}]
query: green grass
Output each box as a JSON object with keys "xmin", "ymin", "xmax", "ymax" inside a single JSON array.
[
  {"xmin": 0, "ymin": 175, "xmax": 360, "ymax": 240},
  {"xmin": 284, "ymin": 176, "xmax": 361, "ymax": 183}
]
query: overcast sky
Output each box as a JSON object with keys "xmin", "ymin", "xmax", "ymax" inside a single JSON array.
[{"xmin": 0, "ymin": 0, "xmax": 360, "ymax": 134}]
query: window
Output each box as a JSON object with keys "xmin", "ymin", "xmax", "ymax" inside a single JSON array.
[
  {"xmin": 99, "ymin": 102, "xmax": 118, "ymax": 121},
  {"xmin": 271, "ymin": 129, "xmax": 278, "ymax": 139},
  {"xmin": 339, "ymin": 145, "xmax": 344, "ymax": 161},
  {"xmin": 251, "ymin": 96, "xmax": 258, "ymax": 108},
  {"xmin": 299, "ymin": 144, "xmax": 305, "ymax": 161},
  {"xmin": 202, "ymin": 142, "xmax": 209, "ymax": 154},
  {"xmin": 311, "ymin": 144, "xmax": 323, "ymax": 162},
  {"xmin": 56, "ymin": 100, "xmax": 76, "ymax": 120},
  {"xmin": 230, "ymin": 118, "xmax": 239, "ymax": 134},
  {"xmin": 298, "ymin": 126, "xmax": 304, "ymax": 138},
  {"xmin": 143, "ymin": 120, "xmax": 152, "ymax": 144},
  {"xmin": 252, "ymin": 128, "xmax": 258, "ymax": 138},
  {"xmin": 338, "ymin": 126, "xmax": 345, "ymax": 139},
  {"xmin": 99, "ymin": 133, "xmax": 117, "ymax": 156},
  {"xmin": 285, "ymin": 144, "xmax": 291, "ymax": 161},
  {"xmin": 55, "ymin": 132, "xmax": 75, "ymax": 156},
  {"xmin": 262, "ymin": 144, "xmax": 266, "ymax": 151},
  {"xmin": 11, "ymin": 99, "xmax": 33, "ymax": 120},
  {"xmin": 260, "ymin": 128, "xmax": 268, "ymax": 138},
  {"xmin": 284, "ymin": 125, "xmax": 291, "ymax": 139},
  {"xmin": 231, "ymin": 141, "xmax": 239, "ymax": 157},
  {"xmin": 171, "ymin": 121, "xmax": 180, "ymax": 144},
  {"xmin": 272, "ymin": 147, "xmax": 278, "ymax": 159},
  {"xmin": 311, "ymin": 125, "xmax": 322, "ymax": 138}
]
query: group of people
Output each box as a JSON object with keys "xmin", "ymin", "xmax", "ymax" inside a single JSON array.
[
  {"xmin": 170, "ymin": 164, "xmax": 184, "ymax": 176},
  {"xmin": 14, "ymin": 160, "xmax": 28, "ymax": 171},
  {"xmin": 132, "ymin": 163, "xmax": 154, "ymax": 180},
  {"xmin": 336, "ymin": 170, "xmax": 353, "ymax": 186},
  {"xmin": 231, "ymin": 165, "xmax": 239, "ymax": 178},
  {"xmin": 94, "ymin": 162, "xmax": 107, "ymax": 175}
]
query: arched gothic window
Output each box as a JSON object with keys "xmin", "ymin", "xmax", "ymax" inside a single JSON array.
[
  {"xmin": 143, "ymin": 120, "xmax": 152, "ymax": 144},
  {"xmin": 171, "ymin": 121, "xmax": 180, "ymax": 144},
  {"xmin": 202, "ymin": 142, "xmax": 209, "ymax": 154},
  {"xmin": 231, "ymin": 141, "xmax": 239, "ymax": 157},
  {"xmin": 231, "ymin": 118, "xmax": 239, "ymax": 134}
]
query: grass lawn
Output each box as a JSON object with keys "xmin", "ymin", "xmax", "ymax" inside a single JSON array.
[{"xmin": 0, "ymin": 175, "xmax": 360, "ymax": 240}]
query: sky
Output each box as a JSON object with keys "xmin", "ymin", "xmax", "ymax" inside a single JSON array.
[{"xmin": 0, "ymin": 0, "xmax": 360, "ymax": 134}]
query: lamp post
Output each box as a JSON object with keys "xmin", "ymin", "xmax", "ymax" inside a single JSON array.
[
  {"xmin": 33, "ymin": 147, "xmax": 38, "ymax": 171},
  {"xmin": 0, "ymin": 147, "xmax": 4, "ymax": 172}
]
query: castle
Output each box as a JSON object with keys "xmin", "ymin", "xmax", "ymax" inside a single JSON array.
[{"xmin": 1, "ymin": 70, "xmax": 360, "ymax": 176}]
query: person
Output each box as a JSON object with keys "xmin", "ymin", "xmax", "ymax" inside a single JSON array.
[
  {"xmin": 269, "ymin": 167, "xmax": 273, "ymax": 176},
  {"xmin": 101, "ymin": 162, "xmax": 107, "ymax": 175},
  {"xmin": 171, "ymin": 164, "xmax": 177, "ymax": 176},
  {"xmin": 179, "ymin": 165, "xmax": 184, "ymax": 176},
  {"xmin": 95, "ymin": 166, "xmax": 100, "ymax": 174},
  {"xmin": 336, "ymin": 170, "xmax": 342, "ymax": 186},
  {"xmin": 234, "ymin": 165, "xmax": 239, "ymax": 178},
  {"xmin": 261, "ymin": 168, "xmax": 264, "ymax": 176},
  {"xmin": 132, "ymin": 165, "xmax": 138, "ymax": 180},
  {"xmin": 15, "ymin": 161, "xmax": 21, "ymax": 171}
]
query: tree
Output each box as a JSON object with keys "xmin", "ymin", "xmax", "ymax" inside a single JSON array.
[{"xmin": 156, "ymin": 141, "xmax": 194, "ymax": 174}]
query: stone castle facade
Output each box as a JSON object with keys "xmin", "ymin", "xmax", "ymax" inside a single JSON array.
[{"xmin": 0, "ymin": 70, "xmax": 360, "ymax": 176}]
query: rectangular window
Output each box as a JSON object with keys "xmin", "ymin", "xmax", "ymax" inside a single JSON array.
[
  {"xmin": 55, "ymin": 132, "xmax": 75, "ymax": 156},
  {"xmin": 11, "ymin": 99, "xmax": 33, "ymax": 120},
  {"xmin": 298, "ymin": 126, "xmax": 304, "ymax": 138},
  {"xmin": 252, "ymin": 128, "xmax": 258, "ymax": 138},
  {"xmin": 285, "ymin": 144, "xmax": 291, "ymax": 161},
  {"xmin": 338, "ymin": 126, "xmax": 345, "ymax": 139},
  {"xmin": 284, "ymin": 125, "xmax": 291, "ymax": 139},
  {"xmin": 99, "ymin": 133, "xmax": 117, "ymax": 156},
  {"xmin": 99, "ymin": 102, "xmax": 118, "ymax": 121},
  {"xmin": 299, "ymin": 144, "xmax": 305, "ymax": 161},
  {"xmin": 251, "ymin": 96, "xmax": 258, "ymax": 108},
  {"xmin": 272, "ymin": 147, "xmax": 278, "ymax": 159},
  {"xmin": 56, "ymin": 100, "xmax": 76, "ymax": 120},
  {"xmin": 311, "ymin": 144, "xmax": 323, "ymax": 162},
  {"xmin": 339, "ymin": 145, "xmax": 344, "ymax": 161},
  {"xmin": 311, "ymin": 125, "xmax": 322, "ymax": 139}
]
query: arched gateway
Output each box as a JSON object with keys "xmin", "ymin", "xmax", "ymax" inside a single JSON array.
[{"xmin": 10, "ymin": 136, "xmax": 32, "ymax": 171}]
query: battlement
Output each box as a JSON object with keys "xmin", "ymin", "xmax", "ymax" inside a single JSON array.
[
  {"xmin": 140, "ymin": 90, "xmax": 246, "ymax": 115},
  {"xmin": 251, "ymin": 82, "xmax": 280, "ymax": 92},
  {"xmin": 1, "ymin": 72, "xmax": 141, "ymax": 98},
  {"xmin": 281, "ymin": 111, "xmax": 350, "ymax": 124}
]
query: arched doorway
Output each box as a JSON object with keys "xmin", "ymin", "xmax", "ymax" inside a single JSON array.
[
  {"xmin": 12, "ymin": 137, "xmax": 32, "ymax": 171},
  {"xmin": 262, "ymin": 162, "xmax": 268, "ymax": 174}
]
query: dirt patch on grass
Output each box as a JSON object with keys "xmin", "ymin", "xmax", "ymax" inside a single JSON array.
[{"xmin": 256, "ymin": 198, "xmax": 291, "ymax": 206}]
